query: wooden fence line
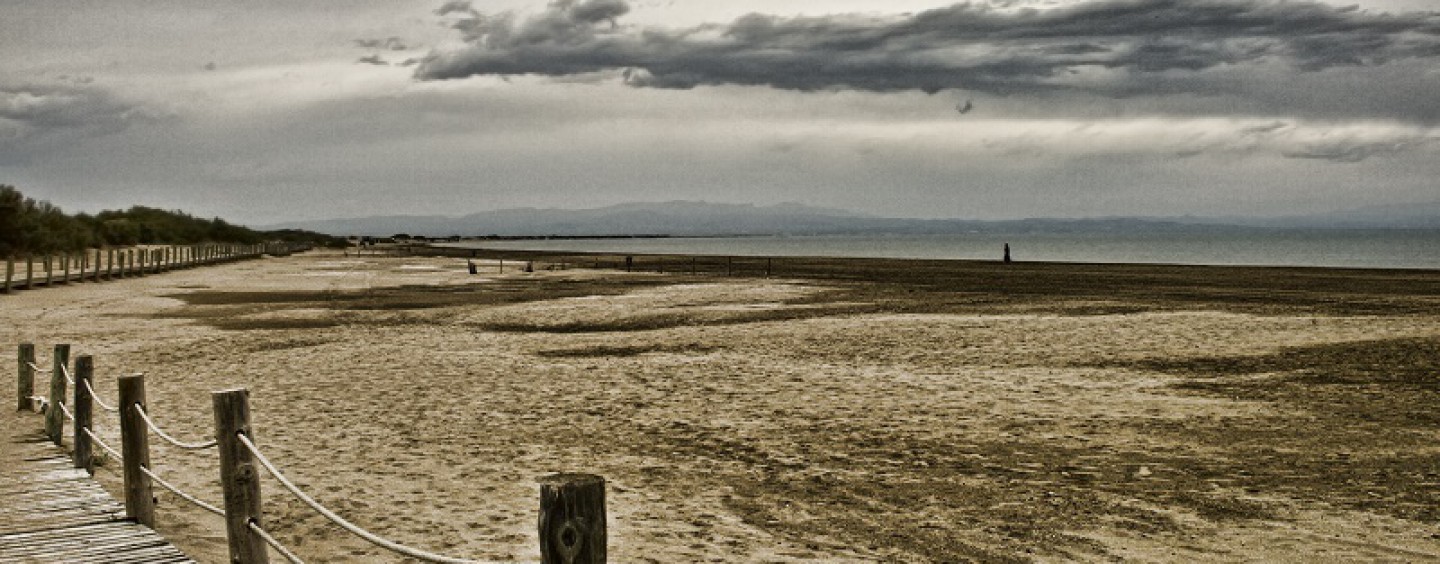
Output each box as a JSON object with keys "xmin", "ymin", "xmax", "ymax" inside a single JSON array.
[
  {"xmin": 17, "ymin": 342, "xmax": 605, "ymax": 563},
  {"xmin": 1, "ymin": 243, "xmax": 314, "ymax": 295}
]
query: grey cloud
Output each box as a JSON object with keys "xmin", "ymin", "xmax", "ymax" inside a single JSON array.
[
  {"xmin": 357, "ymin": 54, "xmax": 390, "ymax": 65},
  {"xmin": 567, "ymin": 0, "xmax": 629, "ymax": 25},
  {"xmin": 0, "ymin": 80, "xmax": 164, "ymax": 165},
  {"xmin": 415, "ymin": 0, "xmax": 1440, "ymax": 103},
  {"xmin": 435, "ymin": 1, "xmax": 478, "ymax": 17},
  {"xmin": 355, "ymin": 36, "xmax": 409, "ymax": 50},
  {"xmin": 1282, "ymin": 136, "xmax": 1436, "ymax": 162},
  {"xmin": 1, "ymin": 81, "xmax": 150, "ymax": 130}
]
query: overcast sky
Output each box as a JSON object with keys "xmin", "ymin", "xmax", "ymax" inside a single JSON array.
[{"xmin": 3, "ymin": 0, "xmax": 1438, "ymax": 225}]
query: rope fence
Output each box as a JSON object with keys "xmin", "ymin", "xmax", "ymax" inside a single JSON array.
[
  {"xmin": 135, "ymin": 405, "xmax": 219, "ymax": 450},
  {"xmin": 83, "ymin": 427, "xmax": 124, "ymax": 462},
  {"xmin": 83, "ymin": 377, "xmax": 119, "ymax": 412},
  {"xmin": 238, "ymin": 433, "xmax": 501, "ymax": 564},
  {"xmin": 15, "ymin": 342, "xmax": 604, "ymax": 564},
  {"xmin": 141, "ymin": 465, "xmax": 226, "ymax": 517},
  {"xmin": 250, "ymin": 521, "xmax": 306, "ymax": 564}
]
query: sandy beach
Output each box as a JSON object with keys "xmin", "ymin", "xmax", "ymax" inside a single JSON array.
[{"xmin": 3, "ymin": 249, "xmax": 1438, "ymax": 562}]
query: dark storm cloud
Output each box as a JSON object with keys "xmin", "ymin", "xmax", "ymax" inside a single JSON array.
[
  {"xmin": 356, "ymin": 54, "xmax": 390, "ymax": 65},
  {"xmin": 415, "ymin": 0, "xmax": 1440, "ymax": 99}
]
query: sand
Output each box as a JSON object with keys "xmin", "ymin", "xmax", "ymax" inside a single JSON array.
[{"xmin": 2, "ymin": 250, "xmax": 1438, "ymax": 562}]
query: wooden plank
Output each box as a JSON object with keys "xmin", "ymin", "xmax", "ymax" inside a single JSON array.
[{"xmin": 2, "ymin": 412, "xmax": 195, "ymax": 563}]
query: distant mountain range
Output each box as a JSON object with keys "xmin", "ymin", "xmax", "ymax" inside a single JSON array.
[{"xmin": 257, "ymin": 200, "xmax": 1440, "ymax": 237}]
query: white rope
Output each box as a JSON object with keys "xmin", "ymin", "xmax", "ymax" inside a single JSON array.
[
  {"xmin": 249, "ymin": 521, "xmax": 307, "ymax": 564},
  {"xmin": 83, "ymin": 379, "xmax": 119, "ymax": 412},
  {"xmin": 83, "ymin": 427, "xmax": 123, "ymax": 462},
  {"xmin": 24, "ymin": 360, "xmax": 72, "ymax": 386},
  {"xmin": 30, "ymin": 396, "xmax": 48, "ymax": 412},
  {"xmin": 140, "ymin": 466, "xmax": 226, "ymax": 517},
  {"xmin": 135, "ymin": 405, "xmax": 219, "ymax": 450},
  {"xmin": 238, "ymin": 434, "xmax": 505, "ymax": 564},
  {"xmin": 58, "ymin": 401, "xmax": 74, "ymax": 421}
]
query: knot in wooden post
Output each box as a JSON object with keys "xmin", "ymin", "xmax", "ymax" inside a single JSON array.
[{"xmin": 538, "ymin": 473, "xmax": 606, "ymax": 564}]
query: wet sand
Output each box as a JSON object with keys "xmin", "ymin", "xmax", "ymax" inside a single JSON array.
[{"xmin": 3, "ymin": 250, "xmax": 1438, "ymax": 562}]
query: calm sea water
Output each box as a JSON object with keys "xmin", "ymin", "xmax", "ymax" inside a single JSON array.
[{"xmin": 448, "ymin": 231, "xmax": 1440, "ymax": 270}]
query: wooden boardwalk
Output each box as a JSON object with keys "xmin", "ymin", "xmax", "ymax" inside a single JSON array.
[{"xmin": 0, "ymin": 416, "xmax": 193, "ymax": 563}]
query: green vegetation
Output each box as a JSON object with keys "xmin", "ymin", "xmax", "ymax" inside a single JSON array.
[{"xmin": 0, "ymin": 185, "xmax": 345, "ymax": 258}]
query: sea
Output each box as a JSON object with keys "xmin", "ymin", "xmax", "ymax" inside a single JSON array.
[{"xmin": 446, "ymin": 230, "xmax": 1440, "ymax": 270}]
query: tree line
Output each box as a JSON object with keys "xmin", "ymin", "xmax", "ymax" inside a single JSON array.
[{"xmin": 0, "ymin": 185, "xmax": 345, "ymax": 258}]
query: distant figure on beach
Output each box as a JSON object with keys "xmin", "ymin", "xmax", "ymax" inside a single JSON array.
[
  {"xmin": 466, "ymin": 259, "xmax": 477, "ymax": 275},
  {"xmin": 625, "ymin": 255, "xmax": 633, "ymax": 272},
  {"xmin": 1004, "ymin": 243, "xmax": 1012, "ymax": 263}
]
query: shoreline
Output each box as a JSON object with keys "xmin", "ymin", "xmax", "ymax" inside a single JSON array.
[
  {"xmin": 3, "ymin": 249, "xmax": 1437, "ymax": 562},
  {"xmin": 420, "ymin": 227, "xmax": 1440, "ymax": 271}
]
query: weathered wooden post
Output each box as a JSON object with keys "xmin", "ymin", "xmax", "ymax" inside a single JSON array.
[
  {"xmin": 17, "ymin": 343, "xmax": 35, "ymax": 411},
  {"xmin": 118, "ymin": 374, "xmax": 155, "ymax": 526},
  {"xmin": 44, "ymin": 254, "xmax": 53, "ymax": 286},
  {"xmin": 214, "ymin": 388, "xmax": 269, "ymax": 564},
  {"xmin": 73, "ymin": 355, "xmax": 94, "ymax": 472},
  {"xmin": 26, "ymin": 254, "xmax": 34, "ymax": 288},
  {"xmin": 726, "ymin": 257, "xmax": 733, "ymax": 277},
  {"xmin": 94, "ymin": 248, "xmax": 102, "ymax": 281},
  {"xmin": 766, "ymin": 258, "xmax": 772, "ymax": 277},
  {"xmin": 45, "ymin": 343, "xmax": 71, "ymax": 445},
  {"xmin": 4, "ymin": 257, "xmax": 12, "ymax": 293},
  {"xmin": 538, "ymin": 473, "xmax": 606, "ymax": 564},
  {"xmin": 62, "ymin": 253, "xmax": 71, "ymax": 283},
  {"xmin": 106, "ymin": 248, "xmax": 114, "ymax": 279}
]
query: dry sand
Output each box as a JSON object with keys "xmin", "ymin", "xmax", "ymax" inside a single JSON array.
[{"xmin": 2, "ymin": 250, "xmax": 1438, "ymax": 562}]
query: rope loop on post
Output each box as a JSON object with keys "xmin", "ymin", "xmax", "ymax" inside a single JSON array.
[
  {"xmin": 135, "ymin": 405, "xmax": 219, "ymax": 450},
  {"xmin": 26, "ymin": 361, "xmax": 51, "ymax": 374},
  {"xmin": 237, "ymin": 434, "xmax": 506, "ymax": 564}
]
